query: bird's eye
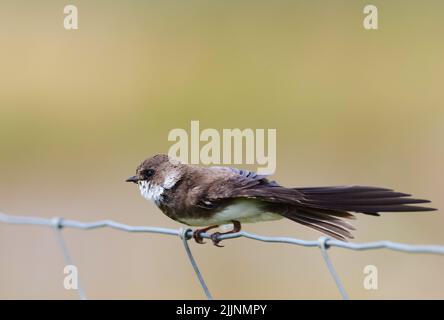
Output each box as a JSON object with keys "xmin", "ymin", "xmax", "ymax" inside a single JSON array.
[{"xmin": 141, "ymin": 169, "xmax": 155, "ymax": 178}]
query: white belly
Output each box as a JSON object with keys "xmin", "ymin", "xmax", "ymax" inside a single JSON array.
[{"xmin": 180, "ymin": 199, "xmax": 283, "ymax": 226}]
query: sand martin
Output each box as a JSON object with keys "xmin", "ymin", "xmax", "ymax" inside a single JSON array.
[{"xmin": 126, "ymin": 154, "xmax": 435, "ymax": 246}]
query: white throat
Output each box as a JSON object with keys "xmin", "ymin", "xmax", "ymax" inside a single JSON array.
[
  {"xmin": 138, "ymin": 170, "xmax": 181, "ymax": 205},
  {"xmin": 139, "ymin": 181, "xmax": 164, "ymax": 205}
]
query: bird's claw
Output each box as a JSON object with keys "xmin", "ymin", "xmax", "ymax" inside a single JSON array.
[
  {"xmin": 210, "ymin": 232, "xmax": 224, "ymax": 247},
  {"xmin": 192, "ymin": 229, "xmax": 206, "ymax": 244}
]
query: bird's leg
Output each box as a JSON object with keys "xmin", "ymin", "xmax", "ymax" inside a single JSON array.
[
  {"xmin": 192, "ymin": 225, "xmax": 219, "ymax": 244},
  {"xmin": 210, "ymin": 220, "xmax": 242, "ymax": 247}
]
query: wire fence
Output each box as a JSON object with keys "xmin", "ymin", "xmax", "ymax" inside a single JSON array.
[{"xmin": 1, "ymin": 211, "xmax": 444, "ymax": 300}]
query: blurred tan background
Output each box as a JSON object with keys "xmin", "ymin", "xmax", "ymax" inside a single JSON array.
[{"xmin": 1, "ymin": 0, "xmax": 443, "ymax": 299}]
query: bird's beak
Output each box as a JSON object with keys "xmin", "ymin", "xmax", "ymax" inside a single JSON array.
[{"xmin": 126, "ymin": 176, "xmax": 140, "ymax": 184}]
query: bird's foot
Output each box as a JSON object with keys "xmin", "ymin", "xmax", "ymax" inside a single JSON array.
[
  {"xmin": 209, "ymin": 221, "xmax": 242, "ymax": 247},
  {"xmin": 192, "ymin": 225, "xmax": 219, "ymax": 244},
  {"xmin": 192, "ymin": 221, "xmax": 242, "ymax": 247},
  {"xmin": 210, "ymin": 232, "xmax": 224, "ymax": 247}
]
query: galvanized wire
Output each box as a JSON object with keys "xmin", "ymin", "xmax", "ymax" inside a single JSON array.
[
  {"xmin": 318, "ymin": 236, "xmax": 348, "ymax": 300},
  {"xmin": 1, "ymin": 212, "xmax": 444, "ymax": 299},
  {"xmin": 180, "ymin": 228, "xmax": 213, "ymax": 300}
]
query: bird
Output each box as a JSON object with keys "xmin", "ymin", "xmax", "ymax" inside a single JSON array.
[{"xmin": 126, "ymin": 154, "xmax": 436, "ymax": 246}]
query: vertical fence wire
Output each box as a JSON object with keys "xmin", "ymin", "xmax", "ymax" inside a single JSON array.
[
  {"xmin": 52, "ymin": 217, "xmax": 87, "ymax": 300},
  {"xmin": 180, "ymin": 228, "xmax": 213, "ymax": 300},
  {"xmin": 318, "ymin": 237, "xmax": 348, "ymax": 300}
]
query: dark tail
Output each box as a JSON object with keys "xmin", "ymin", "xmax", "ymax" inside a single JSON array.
[{"xmin": 280, "ymin": 186, "xmax": 436, "ymax": 241}]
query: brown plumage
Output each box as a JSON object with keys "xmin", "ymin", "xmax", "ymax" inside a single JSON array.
[{"xmin": 127, "ymin": 154, "xmax": 436, "ymax": 242}]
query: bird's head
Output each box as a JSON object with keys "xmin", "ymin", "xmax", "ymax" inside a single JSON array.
[{"xmin": 126, "ymin": 154, "xmax": 184, "ymax": 204}]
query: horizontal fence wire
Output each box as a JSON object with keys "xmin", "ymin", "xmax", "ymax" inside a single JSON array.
[{"xmin": 1, "ymin": 212, "xmax": 444, "ymax": 300}]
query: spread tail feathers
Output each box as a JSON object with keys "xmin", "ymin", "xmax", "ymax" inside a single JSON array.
[{"xmin": 279, "ymin": 186, "xmax": 436, "ymax": 241}]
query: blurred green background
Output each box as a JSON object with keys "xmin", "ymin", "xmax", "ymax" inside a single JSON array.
[{"xmin": 1, "ymin": 0, "xmax": 443, "ymax": 299}]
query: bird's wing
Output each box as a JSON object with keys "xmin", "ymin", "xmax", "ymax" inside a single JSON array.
[
  {"xmin": 198, "ymin": 167, "xmax": 434, "ymax": 210},
  {"xmin": 200, "ymin": 166, "xmax": 304, "ymax": 204}
]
